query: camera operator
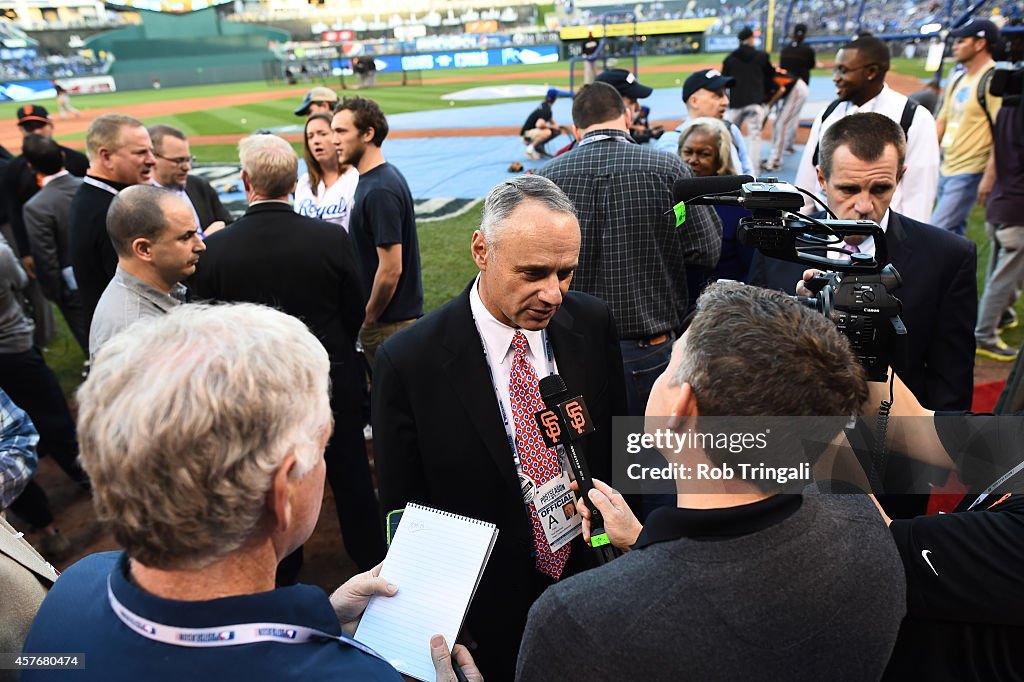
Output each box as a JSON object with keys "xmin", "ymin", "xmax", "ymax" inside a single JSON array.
[
  {"xmin": 859, "ymin": 371, "xmax": 1024, "ymax": 681},
  {"xmin": 750, "ymin": 112, "xmax": 977, "ymax": 413}
]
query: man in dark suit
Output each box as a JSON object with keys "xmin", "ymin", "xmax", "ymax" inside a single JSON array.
[
  {"xmin": 191, "ymin": 134, "xmax": 385, "ymax": 576},
  {"xmin": 21, "ymin": 134, "xmax": 89, "ymax": 351},
  {"xmin": 70, "ymin": 113, "xmax": 156, "ymax": 332},
  {"xmin": 373, "ymin": 175, "xmax": 628, "ymax": 680},
  {"xmin": 3, "ymin": 104, "xmax": 86, "ymax": 348},
  {"xmin": 3, "ymin": 104, "xmax": 88, "ymax": 285},
  {"xmin": 148, "ymin": 125, "xmax": 233, "ymax": 235},
  {"xmin": 749, "ymin": 112, "xmax": 976, "ymax": 413}
]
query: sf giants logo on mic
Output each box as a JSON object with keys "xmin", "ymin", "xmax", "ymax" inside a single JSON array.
[
  {"xmin": 534, "ymin": 408, "xmax": 564, "ymax": 448},
  {"xmin": 558, "ymin": 396, "xmax": 595, "ymax": 440}
]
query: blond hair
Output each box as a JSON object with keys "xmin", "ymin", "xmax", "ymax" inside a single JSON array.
[
  {"xmin": 86, "ymin": 113, "xmax": 144, "ymax": 161},
  {"xmin": 238, "ymin": 134, "xmax": 298, "ymax": 198}
]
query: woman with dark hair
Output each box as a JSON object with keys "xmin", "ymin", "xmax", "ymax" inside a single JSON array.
[
  {"xmin": 294, "ymin": 112, "xmax": 358, "ymax": 231},
  {"xmin": 677, "ymin": 118, "xmax": 755, "ymax": 284}
]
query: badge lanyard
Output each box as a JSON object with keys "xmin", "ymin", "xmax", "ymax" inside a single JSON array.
[
  {"xmin": 578, "ymin": 133, "xmax": 632, "ymax": 147},
  {"xmin": 967, "ymin": 458, "xmax": 1024, "ymax": 511},
  {"xmin": 83, "ymin": 176, "xmax": 120, "ymax": 196},
  {"xmin": 469, "ymin": 309, "xmax": 555, "ymax": 474},
  {"xmin": 107, "ymin": 577, "xmax": 385, "ymax": 659}
]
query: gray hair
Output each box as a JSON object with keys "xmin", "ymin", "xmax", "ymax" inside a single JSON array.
[
  {"xmin": 106, "ymin": 184, "xmax": 179, "ymax": 257},
  {"xmin": 479, "ymin": 175, "xmax": 577, "ymax": 248},
  {"xmin": 76, "ymin": 303, "xmax": 331, "ymax": 570},
  {"xmin": 238, "ymin": 134, "xmax": 298, "ymax": 198},
  {"xmin": 86, "ymin": 113, "xmax": 145, "ymax": 162},
  {"xmin": 677, "ymin": 117, "xmax": 736, "ymax": 176}
]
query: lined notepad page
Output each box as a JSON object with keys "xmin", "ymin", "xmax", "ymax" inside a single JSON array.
[{"xmin": 354, "ymin": 503, "xmax": 498, "ymax": 681}]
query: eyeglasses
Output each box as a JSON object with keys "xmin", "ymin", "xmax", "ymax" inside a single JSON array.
[
  {"xmin": 155, "ymin": 153, "xmax": 196, "ymax": 166},
  {"xmin": 832, "ymin": 63, "xmax": 878, "ymax": 76}
]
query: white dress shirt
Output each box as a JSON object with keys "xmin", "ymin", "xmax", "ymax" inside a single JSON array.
[
  {"xmin": 835, "ymin": 209, "xmax": 890, "ymax": 259},
  {"xmin": 795, "ymin": 85, "xmax": 940, "ymax": 223},
  {"xmin": 469, "ymin": 275, "xmax": 558, "ymax": 450}
]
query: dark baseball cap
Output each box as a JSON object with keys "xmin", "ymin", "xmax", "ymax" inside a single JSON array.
[
  {"xmin": 950, "ymin": 18, "xmax": 1000, "ymax": 46},
  {"xmin": 595, "ymin": 69, "xmax": 653, "ymax": 100},
  {"xmin": 294, "ymin": 86, "xmax": 338, "ymax": 116},
  {"xmin": 738, "ymin": 26, "xmax": 754, "ymax": 41},
  {"xmin": 682, "ymin": 69, "xmax": 736, "ymax": 103},
  {"xmin": 16, "ymin": 104, "xmax": 51, "ymax": 126}
]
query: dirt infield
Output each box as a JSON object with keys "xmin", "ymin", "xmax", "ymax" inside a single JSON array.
[{"xmin": 7, "ymin": 64, "xmax": 925, "ymax": 151}]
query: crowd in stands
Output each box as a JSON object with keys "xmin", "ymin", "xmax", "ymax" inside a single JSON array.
[
  {"xmin": 1, "ymin": 16, "xmax": 1024, "ymax": 682},
  {"xmin": 0, "ymin": 54, "xmax": 108, "ymax": 82}
]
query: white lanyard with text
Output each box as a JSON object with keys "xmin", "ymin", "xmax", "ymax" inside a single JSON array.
[
  {"xmin": 967, "ymin": 459, "xmax": 1024, "ymax": 511},
  {"xmin": 470, "ymin": 313, "xmax": 555, "ymax": 472},
  {"xmin": 106, "ymin": 576, "xmax": 385, "ymax": 659},
  {"xmin": 83, "ymin": 176, "xmax": 120, "ymax": 196},
  {"xmin": 578, "ymin": 133, "xmax": 632, "ymax": 147}
]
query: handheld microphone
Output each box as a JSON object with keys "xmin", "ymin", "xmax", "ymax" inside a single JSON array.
[
  {"xmin": 534, "ymin": 374, "xmax": 619, "ymax": 562},
  {"xmin": 672, "ymin": 174, "xmax": 754, "ymax": 206}
]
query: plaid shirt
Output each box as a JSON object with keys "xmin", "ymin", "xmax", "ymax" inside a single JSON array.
[
  {"xmin": 538, "ymin": 129, "xmax": 721, "ymax": 339},
  {"xmin": 0, "ymin": 388, "xmax": 38, "ymax": 510}
]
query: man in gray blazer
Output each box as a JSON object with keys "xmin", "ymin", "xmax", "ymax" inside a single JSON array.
[{"xmin": 21, "ymin": 134, "xmax": 88, "ymax": 351}]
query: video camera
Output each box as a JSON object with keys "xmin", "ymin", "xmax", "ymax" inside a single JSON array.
[
  {"xmin": 991, "ymin": 60, "xmax": 1023, "ymax": 107},
  {"xmin": 672, "ymin": 175, "xmax": 906, "ymax": 382}
]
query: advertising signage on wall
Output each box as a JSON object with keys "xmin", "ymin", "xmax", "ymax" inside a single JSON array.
[
  {"xmin": 332, "ymin": 45, "xmax": 558, "ymax": 73},
  {"xmin": 104, "ymin": 0, "xmax": 231, "ymax": 12}
]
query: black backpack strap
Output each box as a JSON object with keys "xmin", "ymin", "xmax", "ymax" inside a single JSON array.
[
  {"xmin": 899, "ymin": 99, "xmax": 918, "ymax": 140},
  {"xmin": 977, "ymin": 66, "xmax": 996, "ymax": 131},
  {"xmin": 811, "ymin": 99, "xmax": 845, "ymax": 167}
]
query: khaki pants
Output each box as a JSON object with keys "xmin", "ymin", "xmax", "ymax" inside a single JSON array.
[{"xmin": 359, "ymin": 318, "xmax": 417, "ymax": 371}]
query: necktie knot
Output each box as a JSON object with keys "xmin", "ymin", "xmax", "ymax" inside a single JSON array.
[{"xmin": 512, "ymin": 330, "xmax": 529, "ymax": 356}]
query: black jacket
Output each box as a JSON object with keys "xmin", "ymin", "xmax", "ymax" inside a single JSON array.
[
  {"xmin": 372, "ymin": 284, "xmax": 627, "ymax": 679},
  {"xmin": 722, "ymin": 44, "xmax": 778, "ymax": 108}
]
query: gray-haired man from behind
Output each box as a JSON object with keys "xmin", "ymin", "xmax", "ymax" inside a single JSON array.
[
  {"xmin": 88, "ymin": 184, "xmax": 205, "ymax": 358},
  {"xmin": 21, "ymin": 303, "xmax": 481, "ymax": 682}
]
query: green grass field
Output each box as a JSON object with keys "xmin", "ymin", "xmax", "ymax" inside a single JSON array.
[
  {"xmin": 34, "ymin": 52, "xmax": 995, "ymax": 397},
  {"xmin": 18, "ymin": 52, "xmax": 937, "ymax": 162}
]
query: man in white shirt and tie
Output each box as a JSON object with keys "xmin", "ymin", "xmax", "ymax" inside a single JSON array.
[
  {"xmin": 794, "ymin": 35, "xmax": 939, "ymax": 222},
  {"xmin": 752, "ymin": 112, "xmax": 976, "ymax": 413},
  {"xmin": 149, "ymin": 125, "xmax": 232, "ymax": 238},
  {"xmin": 371, "ymin": 175, "xmax": 628, "ymax": 679}
]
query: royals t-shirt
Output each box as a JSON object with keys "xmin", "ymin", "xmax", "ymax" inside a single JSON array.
[{"xmin": 294, "ymin": 166, "xmax": 359, "ymax": 231}]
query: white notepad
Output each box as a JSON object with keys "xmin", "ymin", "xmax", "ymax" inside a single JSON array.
[{"xmin": 354, "ymin": 502, "xmax": 499, "ymax": 681}]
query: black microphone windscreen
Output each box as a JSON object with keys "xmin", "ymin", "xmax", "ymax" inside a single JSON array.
[
  {"xmin": 539, "ymin": 374, "xmax": 568, "ymax": 403},
  {"xmin": 672, "ymin": 174, "xmax": 754, "ymax": 204}
]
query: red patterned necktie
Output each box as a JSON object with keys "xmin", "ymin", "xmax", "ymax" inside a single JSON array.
[{"xmin": 508, "ymin": 330, "xmax": 570, "ymax": 580}]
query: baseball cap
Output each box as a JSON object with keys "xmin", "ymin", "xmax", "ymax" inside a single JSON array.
[
  {"xmin": 546, "ymin": 87, "xmax": 559, "ymax": 101},
  {"xmin": 950, "ymin": 18, "xmax": 1000, "ymax": 45},
  {"xmin": 738, "ymin": 27, "xmax": 754, "ymax": 41},
  {"xmin": 682, "ymin": 69, "xmax": 736, "ymax": 103},
  {"xmin": 17, "ymin": 104, "xmax": 51, "ymax": 126},
  {"xmin": 595, "ymin": 69, "xmax": 653, "ymax": 100},
  {"xmin": 294, "ymin": 87, "xmax": 339, "ymax": 116}
]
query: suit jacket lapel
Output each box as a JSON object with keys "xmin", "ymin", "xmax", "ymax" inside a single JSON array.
[
  {"xmin": 440, "ymin": 286, "xmax": 522, "ymax": 491},
  {"xmin": 885, "ymin": 211, "xmax": 911, "ymax": 270},
  {"xmin": 546, "ymin": 300, "xmax": 593, "ymax": 459}
]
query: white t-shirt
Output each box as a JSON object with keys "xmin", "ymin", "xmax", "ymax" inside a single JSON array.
[{"xmin": 294, "ymin": 165, "xmax": 359, "ymax": 231}]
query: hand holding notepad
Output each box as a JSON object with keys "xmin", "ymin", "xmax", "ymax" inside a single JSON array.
[{"xmin": 354, "ymin": 503, "xmax": 499, "ymax": 681}]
